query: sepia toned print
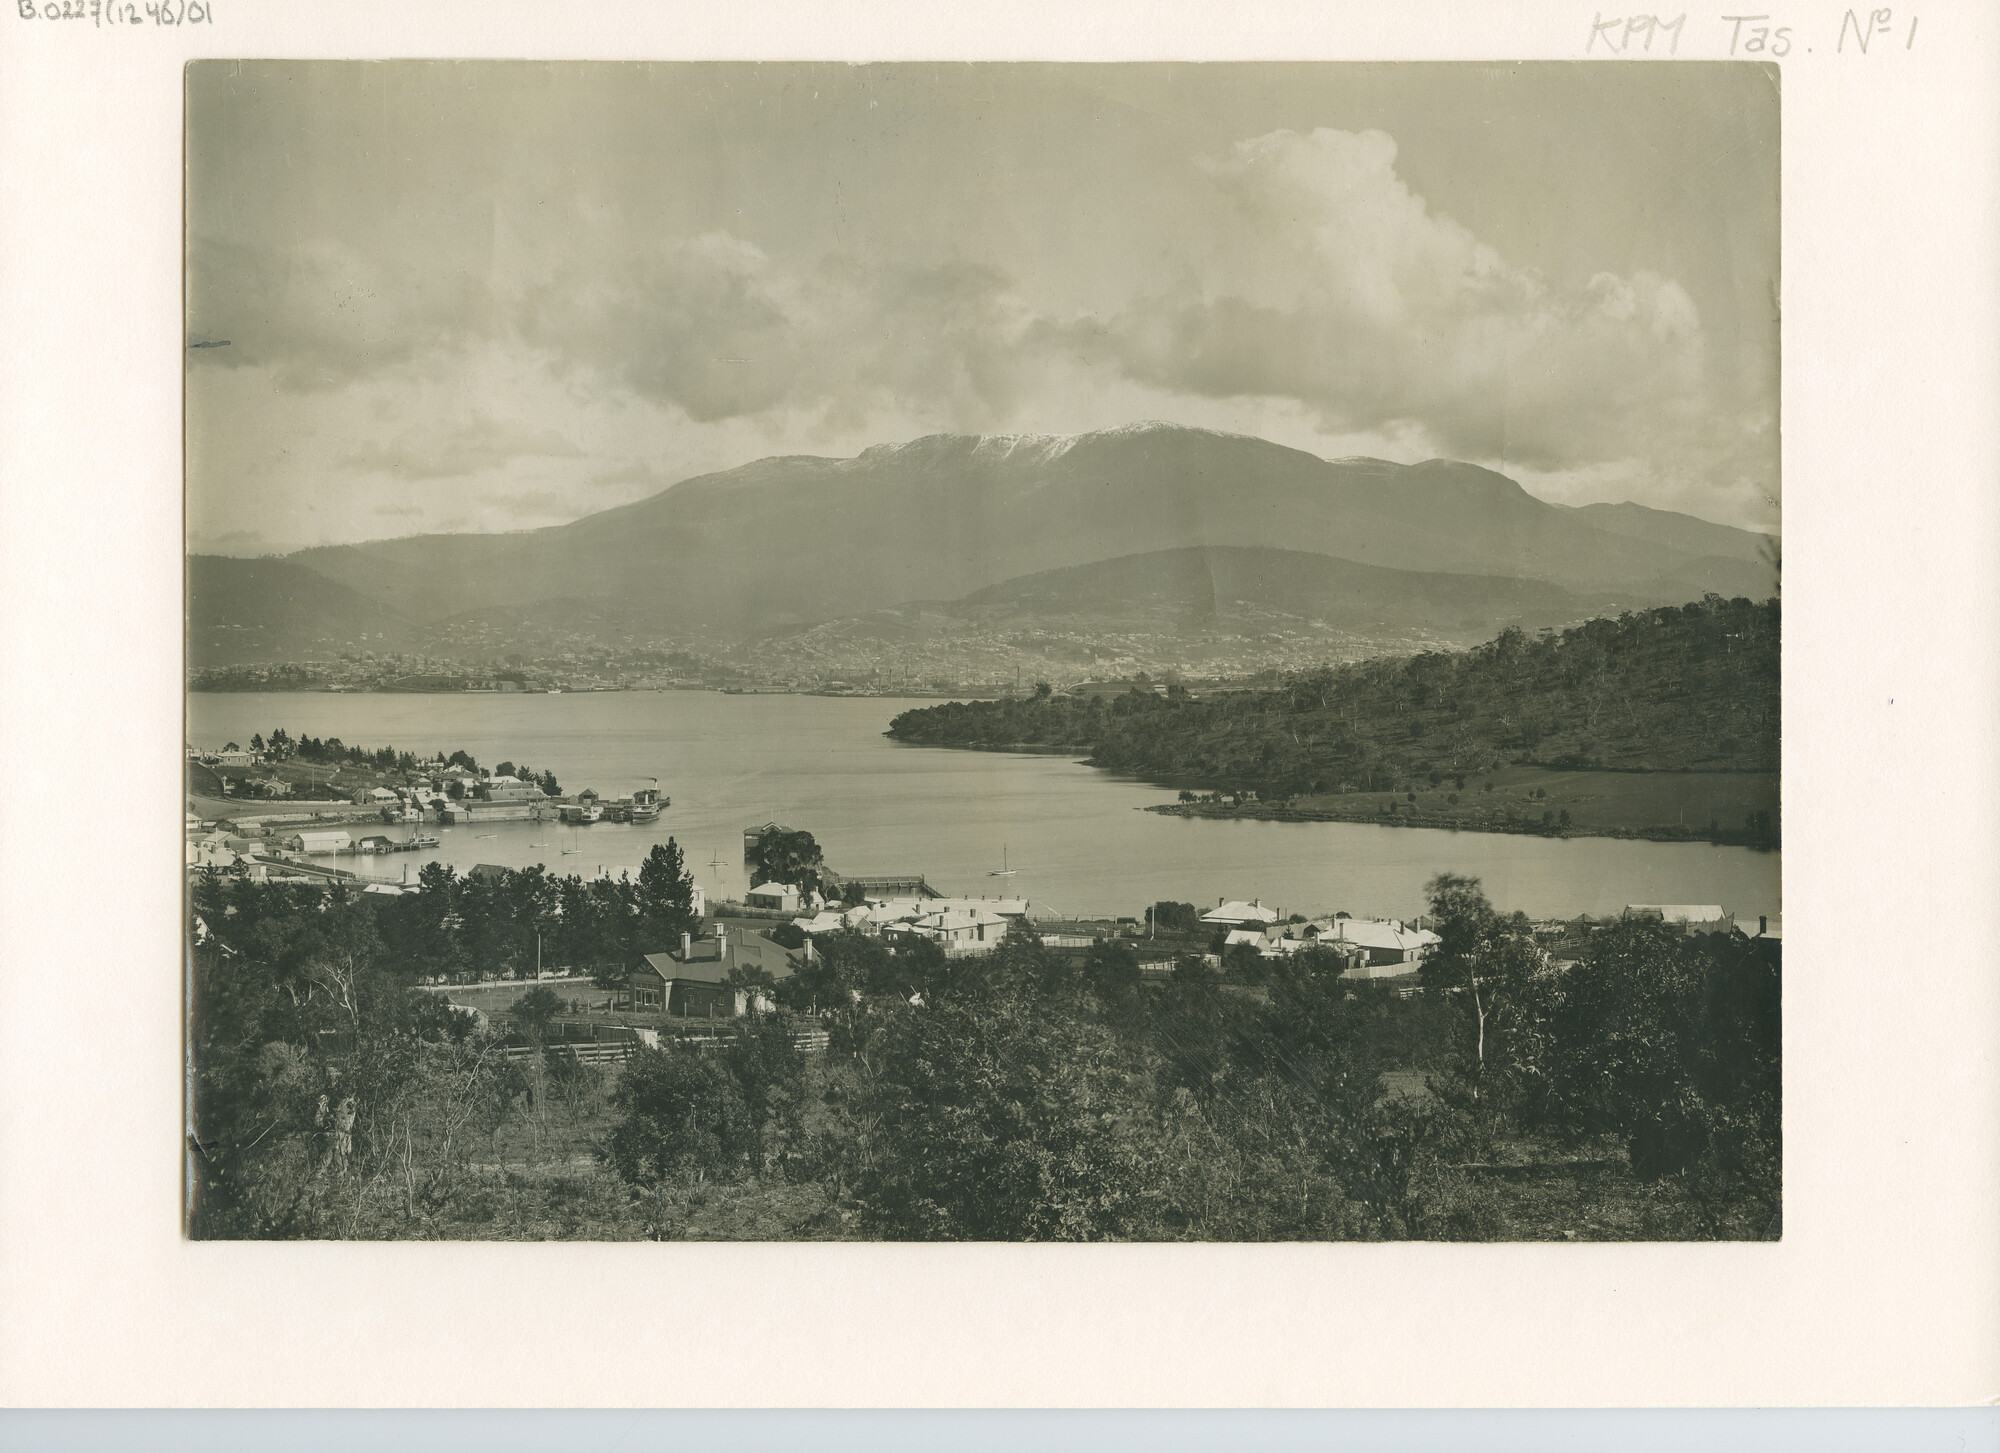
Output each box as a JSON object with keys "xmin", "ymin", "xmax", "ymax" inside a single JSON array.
[{"xmin": 185, "ymin": 61, "xmax": 1779, "ymax": 1241}]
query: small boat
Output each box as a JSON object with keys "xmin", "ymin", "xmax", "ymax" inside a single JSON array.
[
  {"xmin": 412, "ymin": 834, "xmax": 440, "ymax": 848},
  {"xmin": 988, "ymin": 844, "xmax": 1019, "ymax": 877},
  {"xmin": 476, "ymin": 833, "xmax": 496, "ymax": 839}
]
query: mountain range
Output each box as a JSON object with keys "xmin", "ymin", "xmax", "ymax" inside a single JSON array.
[{"xmin": 189, "ymin": 422, "xmax": 1778, "ymax": 671}]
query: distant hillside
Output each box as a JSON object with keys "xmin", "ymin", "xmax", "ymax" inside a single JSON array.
[
  {"xmin": 276, "ymin": 423, "xmax": 1778, "ymax": 638},
  {"xmin": 734, "ymin": 546, "xmax": 1628, "ymax": 684},
  {"xmin": 887, "ymin": 596, "xmax": 1781, "ymax": 794},
  {"xmin": 948, "ymin": 545, "xmax": 1605, "ymax": 636},
  {"xmin": 1567, "ymin": 500, "xmax": 1776, "ymax": 564},
  {"xmin": 187, "ymin": 556, "xmax": 418, "ymax": 667}
]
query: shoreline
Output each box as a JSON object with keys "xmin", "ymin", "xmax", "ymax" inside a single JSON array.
[
  {"xmin": 885, "ymin": 734, "xmax": 1779, "ymax": 850},
  {"xmin": 1143, "ymin": 800, "xmax": 1777, "ymax": 849}
]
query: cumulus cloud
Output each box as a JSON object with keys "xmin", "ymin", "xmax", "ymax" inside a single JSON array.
[
  {"xmin": 1088, "ymin": 128, "xmax": 1728, "ymax": 472},
  {"xmin": 515, "ymin": 233, "xmax": 1042, "ymax": 432},
  {"xmin": 187, "ymin": 235, "xmax": 492, "ymax": 391},
  {"xmin": 340, "ymin": 410, "xmax": 582, "ymax": 480},
  {"xmin": 187, "ymin": 123, "xmax": 1772, "ymax": 536}
]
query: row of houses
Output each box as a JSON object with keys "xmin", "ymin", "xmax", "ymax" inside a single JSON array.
[
  {"xmin": 786, "ymin": 894, "xmax": 1034, "ymax": 955},
  {"xmin": 1218, "ymin": 915, "xmax": 1443, "ymax": 976}
]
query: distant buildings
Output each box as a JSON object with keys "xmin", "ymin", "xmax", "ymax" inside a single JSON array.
[{"xmin": 1623, "ymin": 904, "xmax": 1734, "ymax": 933}]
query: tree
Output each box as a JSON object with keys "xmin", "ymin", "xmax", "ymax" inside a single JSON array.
[
  {"xmin": 1420, "ymin": 874, "xmax": 1543, "ymax": 1108},
  {"xmin": 748, "ymin": 827, "xmax": 825, "ymax": 896},
  {"xmin": 508, "ymin": 985, "xmax": 565, "ymax": 1046},
  {"xmin": 852, "ymin": 997, "xmax": 1145, "ymax": 1240},
  {"xmin": 603, "ymin": 1048, "xmax": 754, "ymax": 1238},
  {"xmin": 635, "ymin": 840, "xmax": 700, "ymax": 948},
  {"xmin": 1543, "ymin": 920, "xmax": 1780, "ymax": 1231},
  {"xmin": 725, "ymin": 1010, "xmax": 808, "ymax": 1173}
]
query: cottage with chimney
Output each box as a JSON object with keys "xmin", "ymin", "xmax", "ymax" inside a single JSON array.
[{"xmin": 611, "ymin": 925, "xmax": 796, "ymax": 1018}]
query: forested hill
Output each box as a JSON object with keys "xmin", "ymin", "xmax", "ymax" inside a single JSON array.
[{"xmin": 887, "ymin": 597, "xmax": 1779, "ymax": 796}]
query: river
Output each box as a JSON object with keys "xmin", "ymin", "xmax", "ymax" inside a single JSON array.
[{"xmin": 187, "ymin": 691, "xmax": 1780, "ymax": 923}]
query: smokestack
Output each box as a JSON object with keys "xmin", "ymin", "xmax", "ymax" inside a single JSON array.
[{"xmin": 681, "ymin": 932, "xmax": 691, "ymax": 960}]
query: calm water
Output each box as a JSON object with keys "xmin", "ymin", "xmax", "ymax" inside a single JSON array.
[{"xmin": 187, "ymin": 691, "xmax": 1780, "ymax": 923}]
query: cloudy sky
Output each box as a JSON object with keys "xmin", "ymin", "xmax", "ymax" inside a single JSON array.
[{"xmin": 186, "ymin": 62, "xmax": 1779, "ymax": 553}]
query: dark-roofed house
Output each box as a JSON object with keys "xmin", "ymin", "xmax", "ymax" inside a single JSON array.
[
  {"xmin": 468, "ymin": 863, "xmax": 509, "ymax": 882},
  {"xmin": 619, "ymin": 952, "xmax": 738, "ymax": 1019},
  {"xmin": 612, "ymin": 926, "xmax": 796, "ymax": 1018}
]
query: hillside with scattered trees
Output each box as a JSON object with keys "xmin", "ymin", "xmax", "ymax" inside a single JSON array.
[{"xmin": 888, "ymin": 597, "xmax": 1778, "ymax": 800}]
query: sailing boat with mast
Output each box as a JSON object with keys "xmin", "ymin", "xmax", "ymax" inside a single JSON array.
[{"xmin": 988, "ymin": 844, "xmax": 1019, "ymax": 878}]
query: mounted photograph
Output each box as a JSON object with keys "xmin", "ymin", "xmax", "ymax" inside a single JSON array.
[{"xmin": 184, "ymin": 60, "xmax": 1780, "ymax": 1242}]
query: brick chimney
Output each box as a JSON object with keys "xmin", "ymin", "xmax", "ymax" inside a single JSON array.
[
  {"xmin": 680, "ymin": 931, "xmax": 691, "ymax": 960},
  {"xmin": 1759, "ymin": 915, "xmax": 1768, "ymax": 936}
]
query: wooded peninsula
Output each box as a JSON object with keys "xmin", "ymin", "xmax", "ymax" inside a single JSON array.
[{"xmin": 887, "ymin": 597, "xmax": 1780, "ymax": 847}]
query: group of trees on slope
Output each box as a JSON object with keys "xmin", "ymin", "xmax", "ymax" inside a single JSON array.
[
  {"xmin": 188, "ymin": 867, "xmax": 1779, "ymax": 1242},
  {"xmin": 226, "ymin": 729, "xmax": 563, "ymax": 795},
  {"xmin": 888, "ymin": 596, "xmax": 1779, "ymax": 799},
  {"xmin": 195, "ymin": 844, "xmax": 702, "ymax": 991}
]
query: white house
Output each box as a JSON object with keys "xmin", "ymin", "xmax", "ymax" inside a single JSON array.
[
  {"xmin": 745, "ymin": 882, "xmax": 802, "ymax": 913},
  {"xmin": 863, "ymin": 895, "xmax": 1030, "ymax": 926},
  {"xmin": 882, "ymin": 906, "xmax": 1011, "ymax": 954},
  {"xmin": 1200, "ymin": 898, "xmax": 1281, "ymax": 929},
  {"xmin": 1322, "ymin": 918, "xmax": 1441, "ymax": 976},
  {"xmin": 793, "ymin": 905, "xmax": 869, "ymax": 938}
]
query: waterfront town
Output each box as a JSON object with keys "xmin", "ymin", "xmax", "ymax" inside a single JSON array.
[
  {"xmin": 186, "ymin": 635, "xmax": 1396, "ymax": 700},
  {"xmin": 187, "ymin": 738, "xmax": 1779, "ymax": 1039}
]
